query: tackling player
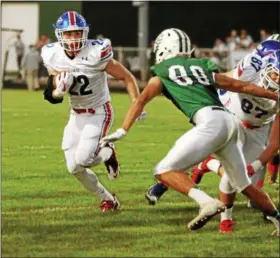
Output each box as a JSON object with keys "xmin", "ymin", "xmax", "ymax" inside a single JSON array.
[
  {"xmin": 144, "ymin": 38, "xmax": 280, "ymax": 233},
  {"xmin": 100, "ymin": 28, "xmax": 280, "ymax": 234},
  {"xmin": 42, "ymin": 11, "xmax": 143, "ymax": 212}
]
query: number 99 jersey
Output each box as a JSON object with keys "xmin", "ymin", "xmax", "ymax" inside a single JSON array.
[{"xmin": 41, "ymin": 38, "xmax": 113, "ymax": 109}]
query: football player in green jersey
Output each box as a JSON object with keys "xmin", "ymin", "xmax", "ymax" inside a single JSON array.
[{"xmin": 100, "ymin": 28, "xmax": 279, "ymax": 233}]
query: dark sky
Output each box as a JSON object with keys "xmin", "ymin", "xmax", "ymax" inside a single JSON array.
[{"xmin": 83, "ymin": 1, "xmax": 279, "ymax": 47}]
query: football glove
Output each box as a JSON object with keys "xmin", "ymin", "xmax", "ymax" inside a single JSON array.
[
  {"xmin": 100, "ymin": 128, "xmax": 127, "ymax": 147},
  {"xmin": 53, "ymin": 72, "xmax": 75, "ymax": 98}
]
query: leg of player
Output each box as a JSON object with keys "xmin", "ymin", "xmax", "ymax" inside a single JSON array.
[
  {"xmin": 156, "ymin": 171, "xmax": 225, "ymax": 231},
  {"xmin": 64, "ymin": 148, "xmax": 120, "ymax": 212},
  {"xmin": 267, "ymin": 154, "xmax": 280, "ymax": 184},
  {"xmin": 218, "ymin": 174, "xmax": 237, "ymax": 233},
  {"xmin": 191, "ymin": 156, "xmax": 222, "ymax": 184},
  {"xmin": 215, "ymin": 139, "xmax": 280, "ymax": 236},
  {"xmin": 145, "ymin": 182, "xmax": 169, "ymax": 205}
]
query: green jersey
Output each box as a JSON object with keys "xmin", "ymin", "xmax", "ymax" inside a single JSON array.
[{"xmin": 151, "ymin": 56, "xmax": 223, "ymax": 121}]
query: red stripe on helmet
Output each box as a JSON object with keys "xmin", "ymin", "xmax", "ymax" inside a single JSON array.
[{"xmin": 68, "ymin": 11, "xmax": 76, "ymax": 26}]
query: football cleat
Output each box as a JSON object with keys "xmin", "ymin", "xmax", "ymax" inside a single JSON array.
[
  {"xmin": 219, "ymin": 219, "xmax": 234, "ymax": 233},
  {"xmin": 145, "ymin": 183, "xmax": 169, "ymax": 205},
  {"xmin": 104, "ymin": 142, "xmax": 120, "ymax": 180},
  {"xmin": 191, "ymin": 156, "xmax": 214, "ymax": 184},
  {"xmin": 188, "ymin": 199, "xmax": 226, "ymax": 231},
  {"xmin": 99, "ymin": 194, "xmax": 120, "ymax": 212},
  {"xmin": 267, "ymin": 216, "xmax": 280, "ymax": 237}
]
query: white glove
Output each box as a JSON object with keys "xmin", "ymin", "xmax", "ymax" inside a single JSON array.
[
  {"xmin": 53, "ymin": 72, "xmax": 75, "ymax": 98},
  {"xmin": 99, "ymin": 128, "xmax": 127, "ymax": 147},
  {"xmin": 137, "ymin": 110, "xmax": 147, "ymax": 121}
]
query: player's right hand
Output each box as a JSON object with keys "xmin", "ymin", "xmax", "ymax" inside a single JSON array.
[
  {"xmin": 99, "ymin": 128, "xmax": 127, "ymax": 147},
  {"xmin": 53, "ymin": 72, "xmax": 75, "ymax": 97}
]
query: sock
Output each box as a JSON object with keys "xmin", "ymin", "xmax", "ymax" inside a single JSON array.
[
  {"xmin": 207, "ymin": 159, "xmax": 221, "ymax": 174},
  {"xmin": 90, "ymin": 147, "xmax": 113, "ymax": 166},
  {"xmin": 151, "ymin": 183, "xmax": 168, "ymax": 196},
  {"xmin": 221, "ymin": 206, "xmax": 233, "ymax": 221},
  {"xmin": 188, "ymin": 188, "xmax": 214, "ymax": 207},
  {"xmin": 74, "ymin": 168, "xmax": 113, "ymax": 201}
]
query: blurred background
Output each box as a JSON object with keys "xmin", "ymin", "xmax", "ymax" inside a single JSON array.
[{"xmin": 1, "ymin": 1, "xmax": 279, "ymax": 90}]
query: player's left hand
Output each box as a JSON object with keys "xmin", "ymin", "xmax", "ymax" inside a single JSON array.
[
  {"xmin": 100, "ymin": 128, "xmax": 127, "ymax": 147},
  {"xmin": 137, "ymin": 110, "xmax": 147, "ymax": 121}
]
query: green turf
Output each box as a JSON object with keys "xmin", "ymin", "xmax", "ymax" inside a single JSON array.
[{"xmin": 2, "ymin": 90, "xmax": 279, "ymax": 257}]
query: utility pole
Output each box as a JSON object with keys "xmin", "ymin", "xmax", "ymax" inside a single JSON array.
[{"xmin": 132, "ymin": 1, "xmax": 149, "ymax": 81}]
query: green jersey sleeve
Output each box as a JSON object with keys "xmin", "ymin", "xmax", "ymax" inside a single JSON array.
[{"xmin": 205, "ymin": 59, "xmax": 220, "ymax": 73}]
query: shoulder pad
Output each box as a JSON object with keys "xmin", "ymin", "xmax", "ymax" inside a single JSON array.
[
  {"xmin": 41, "ymin": 42, "xmax": 60, "ymax": 70},
  {"xmin": 89, "ymin": 38, "xmax": 113, "ymax": 62}
]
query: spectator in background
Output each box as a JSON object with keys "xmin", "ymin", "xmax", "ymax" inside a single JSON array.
[
  {"xmin": 21, "ymin": 45, "xmax": 41, "ymax": 91},
  {"xmin": 35, "ymin": 34, "xmax": 51, "ymax": 79},
  {"xmin": 213, "ymin": 38, "xmax": 227, "ymax": 58},
  {"xmin": 126, "ymin": 55, "xmax": 141, "ymax": 79},
  {"xmin": 236, "ymin": 29, "xmax": 253, "ymax": 49},
  {"xmin": 225, "ymin": 36, "xmax": 236, "ymax": 52},
  {"xmin": 259, "ymin": 29, "xmax": 270, "ymax": 42},
  {"xmin": 13, "ymin": 34, "xmax": 25, "ymax": 79},
  {"xmin": 192, "ymin": 43, "xmax": 201, "ymax": 58},
  {"xmin": 96, "ymin": 34, "xmax": 104, "ymax": 39},
  {"xmin": 208, "ymin": 50, "xmax": 220, "ymax": 67},
  {"xmin": 230, "ymin": 29, "xmax": 239, "ymax": 44}
]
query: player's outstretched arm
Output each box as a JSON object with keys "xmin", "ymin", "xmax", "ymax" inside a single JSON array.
[
  {"xmin": 100, "ymin": 76, "xmax": 162, "ymax": 146},
  {"xmin": 105, "ymin": 59, "xmax": 140, "ymax": 101},
  {"xmin": 214, "ymin": 73, "xmax": 278, "ymax": 101},
  {"xmin": 121, "ymin": 76, "xmax": 162, "ymax": 131}
]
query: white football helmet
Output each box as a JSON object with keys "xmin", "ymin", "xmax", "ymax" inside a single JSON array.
[
  {"xmin": 266, "ymin": 34, "xmax": 280, "ymax": 41},
  {"xmin": 153, "ymin": 28, "xmax": 194, "ymax": 64}
]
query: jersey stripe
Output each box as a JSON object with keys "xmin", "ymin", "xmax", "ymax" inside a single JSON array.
[
  {"xmin": 94, "ymin": 102, "xmax": 113, "ymax": 157},
  {"xmin": 68, "ymin": 11, "xmax": 76, "ymax": 26},
  {"xmin": 101, "ymin": 46, "xmax": 113, "ymax": 61}
]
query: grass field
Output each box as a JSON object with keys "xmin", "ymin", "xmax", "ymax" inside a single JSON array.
[{"xmin": 2, "ymin": 90, "xmax": 279, "ymax": 257}]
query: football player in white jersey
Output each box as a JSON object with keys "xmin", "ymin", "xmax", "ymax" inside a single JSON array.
[{"xmin": 42, "ymin": 11, "xmax": 143, "ymax": 212}]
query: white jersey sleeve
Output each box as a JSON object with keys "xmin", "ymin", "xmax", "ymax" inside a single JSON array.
[
  {"xmin": 89, "ymin": 38, "xmax": 113, "ymax": 70},
  {"xmin": 232, "ymin": 51, "xmax": 266, "ymax": 84},
  {"xmin": 41, "ymin": 43, "xmax": 60, "ymax": 72}
]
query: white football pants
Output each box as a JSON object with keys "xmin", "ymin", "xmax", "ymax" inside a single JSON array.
[
  {"xmin": 154, "ymin": 106, "xmax": 251, "ymax": 192},
  {"xmin": 219, "ymin": 122, "xmax": 271, "ymax": 193},
  {"xmin": 62, "ymin": 102, "xmax": 114, "ymax": 174}
]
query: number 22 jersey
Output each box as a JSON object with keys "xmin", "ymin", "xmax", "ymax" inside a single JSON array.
[{"xmin": 41, "ymin": 39, "xmax": 113, "ymax": 109}]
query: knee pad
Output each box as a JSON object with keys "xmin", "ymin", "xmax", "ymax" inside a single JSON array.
[
  {"xmin": 75, "ymin": 152, "xmax": 94, "ymax": 168},
  {"xmin": 67, "ymin": 162, "xmax": 86, "ymax": 175},
  {"xmin": 154, "ymin": 160, "xmax": 173, "ymax": 176},
  {"xmin": 219, "ymin": 174, "xmax": 236, "ymax": 194}
]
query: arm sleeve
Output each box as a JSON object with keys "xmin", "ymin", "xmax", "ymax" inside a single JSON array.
[
  {"xmin": 43, "ymin": 75, "xmax": 63, "ymax": 104},
  {"xmin": 41, "ymin": 45, "xmax": 56, "ymax": 71},
  {"xmin": 96, "ymin": 38, "xmax": 114, "ymax": 70},
  {"xmin": 232, "ymin": 53, "xmax": 256, "ymax": 82}
]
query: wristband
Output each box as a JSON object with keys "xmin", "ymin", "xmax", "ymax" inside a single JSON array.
[
  {"xmin": 251, "ymin": 159, "xmax": 263, "ymax": 173},
  {"xmin": 117, "ymin": 128, "xmax": 127, "ymax": 136}
]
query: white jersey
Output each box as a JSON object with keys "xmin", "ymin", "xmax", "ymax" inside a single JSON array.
[
  {"xmin": 41, "ymin": 38, "xmax": 113, "ymax": 109},
  {"xmin": 219, "ymin": 50, "xmax": 277, "ymax": 127}
]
